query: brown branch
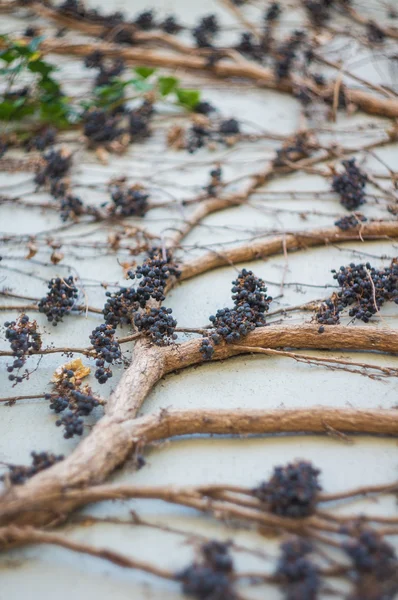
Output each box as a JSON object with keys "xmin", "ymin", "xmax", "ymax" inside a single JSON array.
[
  {"xmin": 0, "ymin": 400, "xmax": 397, "ymax": 527},
  {"xmin": 178, "ymin": 221, "xmax": 398, "ymax": 282},
  {"xmin": 0, "ymin": 526, "xmax": 175, "ymax": 579},
  {"xmin": 231, "ymin": 345, "xmax": 398, "ymax": 378},
  {"xmin": 20, "ymin": 38, "xmax": 398, "ymax": 119},
  {"xmin": 319, "ymin": 482, "xmax": 398, "ymax": 503}
]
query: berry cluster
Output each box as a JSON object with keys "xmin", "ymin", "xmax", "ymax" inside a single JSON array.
[
  {"xmin": 274, "ymin": 30, "xmax": 306, "ymax": 80},
  {"xmin": 332, "ymin": 159, "xmax": 367, "ymax": 211},
  {"xmin": 134, "ymin": 306, "xmax": 177, "ymax": 345},
  {"xmin": 128, "ymin": 250, "xmax": 181, "ymax": 304},
  {"xmin": 38, "ymin": 276, "xmax": 79, "ymax": 325},
  {"xmin": 134, "ymin": 9, "xmax": 155, "ymax": 30},
  {"xmin": 200, "ymin": 269, "xmax": 272, "ymax": 359},
  {"xmin": 5, "ymin": 314, "xmax": 42, "ymax": 382},
  {"xmin": 59, "ymin": 0, "xmax": 124, "ymax": 27},
  {"xmin": 85, "ymin": 52, "xmax": 125, "ymax": 89},
  {"xmin": 90, "ymin": 324, "xmax": 121, "ymax": 384},
  {"xmin": 316, "ymin": 260, "xmax": 398, "ymax": 324},
  {"xmin": 109, "ymin": 185, "xmax": 149, "ymax": 217},
  {"xmin": 83, "ymin": 110, "xmax": 124, "ymax": 145},
  {"xmin": 205, "ymin": 166, "xmax": 222, "ymax": 196},
  {"xmin": 236, "ymin": 32, "xmax": 266, "ymax": 62},
  {"xmin": 343, "ymin": 530, "xmax": 398, "ymax": 600},
  {"xmin": 344, "ymin": 530, "xmax": 397, "ymax": 580},
  {"xmin": 161, "ymin": 15, "xmax": 182, "ymax": 34},
  {"xmin": 335, "ymin": 213, "xmax": 367, "ymax": 230},
  {"xmin": 34, "ymin": 149, "xmax": 72, "ymax": 186},
  {"xmin": 266, "ymin": 2, "xmax": 282, "ymax": 21},
  {"xmin": 24, "ymin": 126, "xmax": 56, "ymax": 152},
  {"xmin": 60, "ymin": 194, "xmax": 84, "ymax": 222},
  {"xmin": 276, "ymin": 538, "xmax": 320, "ymax": 600},
  {"xmin": 274, "ymin": 132, "xmax": 314, "ymax": 167},
  {"xmin": 103, "ymin": 250, "xmax": 180, "ymax": 328},
  {"xmin": 192, "ymin": 14, "xmax": 219, "ymax": 48},
  {"xmin": 1, "ymin": 451, "xmax": 64, "ymax": 485},
  {"xmin": 46, "ymin": 368, "xmax": 101, "ymax": 438},
  {"xmin": 304, "ymin": 0, "xmax": 333, "ymax": 27},
  {"xmin": 56, "ymin": 411, "xmax": 84, "ymax": 439},
  {"xmin": 178, "ymin": 541, "xmax": 235, "ymax": 600},
  {"xmin": 129, "ymin": 100, "xmax": 154, "ymax": 140},
  {"xmin": 185, "ymin": 117, "xmax": 240, "ymax": 154},
  {"xmin": 253, "ymin": 461, "xmax": 322, "ymax": 517},
  {"xmin": 367, "ymin": 22, "xmax": 385, "ymax": 44}
]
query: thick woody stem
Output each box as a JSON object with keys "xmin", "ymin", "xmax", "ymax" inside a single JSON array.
[
  {"xmin": 0, "ymin": 406, "xmax": 396, "ymax": 527},
  {"xmin": 0, "ymin": 324, "xmax": 397, "ymax": 527},
  {"xmin": 22, "ymin": 39, "xmax": 398, "ymax": 119},
  {"xmin": 179, "ymin": 221, "xmax": 398, "ymax": 281}
]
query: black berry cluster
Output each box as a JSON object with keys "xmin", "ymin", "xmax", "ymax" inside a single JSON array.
[
  {"xmin": 128, "ymin": 100, "xmax": 154, "ymax": 140},
  {"xmin": 185, "ymin": 116, "xmax": 240, "ymax": 154},
  {"xmin": 275, "ymin": 538, "xmax": 320, "ymax": 600},
  {"xmin": 4, "ymin": 314, "xmax": 42, "ymax": 382},
  {"xmin": 90, "ymin": 324, "xmax": 121, "ymax": 384},
  {"xmin": 219, "ymin": 119, "xmax": 240, "ymax": 136},
  {"xmin": 200, "ymin": 269, "xmax": 272, "ymax": 359},
  {"xmin": 274, "ymin": 132, "xmax": 314, "ymax": 167},
  {"xmin": 177, "ymin": 541, "xmax": 235, "ymax": 600},
  {"xmin": 192, "ymin": 14, "xmax": 219, "ymax": 48},
  {"xmin": 253, "ymin": 461, "xmax": 322, "ymax": 517},
  {"xmin": 134, "ymin": 9, "xmax": 155, "ymax": 30},
  {"xmin": 236, "ymin": 32, "xmax": 266, "ymax": 62},
  {"xmin": 103, "ymin": 286, "xmax": 140, "ymax": 327},
  {"xmin": 1, "ymin": 451, "xmax": 64, "ymax": 485},
  {"xmin": 109, "ymin": 185, "xmax": 149, "ymax": 217},
  {"xmin": 85, "ymin": 54, "xmax": 125, "ymax": 88},
  {"xmin": 134, "ymin": 306, "xmax": 177, "ymax": 345},
  {"xmin": 83, "ymin": 110, "xmax": 124, "ymax": 145},
  {"xmin": 304, "ymin": 0, "xmax": 333, "ymax": 27},
  {"xmin": 274, "ymin": 30, "xmax": 306, "ymax": 80},
  {"xmin": 128, "ymin": 250, "xmax": 181, "ymax": 304},
  {"xmin": 343, "ymin": 530, "xmax": 398, "ymax": 600},
  {"xmin": 367, "ymin": 21, "xmax": 385, "ymax": 44},
  {"xmin": 34, "ymin": 149, "xmax": 72, "ymax": 186},
  {"xmin": 60, "ymin": 194, "xmax": 84, "ymax": 222},
  {"xmin": 334, "ymin": 213, "xmax": 367, "ymax": 230},
  {"xmin": 266, "ymin": 2, "xmax": 282, "ymax": 21},
  {"xmin": 56, "ymin": 411, "xmax": 84, "ymax": 439},
  {"xmin": 50, "ymin": 178, "xmax": 69, "ymax": 199},
  {"xmin": 24, "ymin": 126, "xmax": 56, "ymax": 152},
  {"xmin": 59, "ymin": 0, "xmax": 124, "ymax": 28},
  {"xmin": 194, "ymin": 101, "xmax": 216, "ymax": 116},
  {"xmin": 46, "ymin": 368, "xmax": 101, "ymax": 438},
  {"xmin": 103, "ymin": 250, "xmax": 180, "ymax": 327},
  {"xmin": 316, "ymin": 260, "xmax": 398, "ymax": 324},
  {"xmin": 205, "ymin": 166, "xmax": 222, "ymax": 196},
  {"xmin": 38, "ymin": 276, "xmax": 79, "ymax": 325},
  {"xmin": 332, "ymin": 159, "xmax": 367, "ymax": 210},
  {"xmin": 161, "ymin": 15, "xmax": 182, "ymax": 34}
]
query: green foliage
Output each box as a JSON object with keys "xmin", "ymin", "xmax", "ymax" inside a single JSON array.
[
  {"xmin": 175, "ymin": 88, "xmax": 201, "ymax": 110},
  {"xmin": 85, "ymin": 68, "xmax": 201, "ymax": 113},
  {"xmin": 0, "ymin": 35, "xmax": 73, "ymax": 126},
  {"xmin": 0, "ymin": 37, "xmax": 202, "ymax": 130}
]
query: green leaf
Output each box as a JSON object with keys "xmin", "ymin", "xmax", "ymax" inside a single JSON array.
[
  {"xmin": 38, "ymin": 77, "xmax": 62, "ymax": 96},
  {"xmin": 158, "ymin": 76, "xmax": 178, "ymax": 96},
  {"xmin": 28, "ymin": 59, "xmax": 54, "ymax": 77},
  {"xmin": 0, "ymin": 49, "xmax": 17, "ymax": 63},
  {"xmin": 134, "ymin": 66, "xmax": 156, "ymax": 79},
  {"xmin": 176, "ymin": 88, "xmax": 201, "ymax": 110},
  {"xmin": 0, "ymin": 98, "xmax": 35, "ymax": 120}
]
